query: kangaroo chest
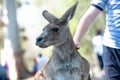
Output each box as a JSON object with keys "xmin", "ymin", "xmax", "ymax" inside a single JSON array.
[{"xmin": 44, "ymin": 58, "xmax": 82, "ymax": 80}]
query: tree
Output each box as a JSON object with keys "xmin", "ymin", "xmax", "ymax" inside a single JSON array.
[{"xmin": 5, "ymin": 0, "xmax": 31, "ymax": 79}]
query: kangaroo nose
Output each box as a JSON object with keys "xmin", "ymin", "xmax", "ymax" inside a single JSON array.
[{"xmin": 36, "ymin": 37, "xmax": 43, "ymax": 42}]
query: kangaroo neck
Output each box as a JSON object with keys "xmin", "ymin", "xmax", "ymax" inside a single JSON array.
[{"xmin": 53, "ymin": 36, "xmax": 77, "ymax": 60}]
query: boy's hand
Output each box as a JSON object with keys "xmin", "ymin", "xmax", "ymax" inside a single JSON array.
[
  {"xmin": 73, "ymin": 39, "xmax": 80, "ymax": 49},
  {"xmin": 75, "ymin": 44, "xmax": 80, "ymax": 49}
]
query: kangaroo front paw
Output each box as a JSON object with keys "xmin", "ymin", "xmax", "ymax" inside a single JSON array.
[{"xmin": 34, "ymin": 71, "xmax": 46, "ymax": 80}]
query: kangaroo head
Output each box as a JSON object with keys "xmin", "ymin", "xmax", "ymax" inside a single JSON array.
[{"xmin": 36, "ymin": 2, "xmax": 78, "ymax": 48}]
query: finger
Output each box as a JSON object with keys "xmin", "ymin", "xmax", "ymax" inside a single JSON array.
[{"xmin": 76, "ymin": 44, "xmax": 80, "ymax": 49}]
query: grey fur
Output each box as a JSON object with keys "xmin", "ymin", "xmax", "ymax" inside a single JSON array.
[{"xmin": 36, "ymin": 1, "xmax": 90, "ymax": 80}]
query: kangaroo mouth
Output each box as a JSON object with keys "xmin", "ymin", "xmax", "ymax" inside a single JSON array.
[
  {"xmin": 36, "ymin": 40, "xmax": 50, "ymax": 48},
  {"xmin": 36, "ymin": 41, "xmax": 45, "ymax": 48},
  {"xmin": 36, "ymin": 41, "xmax": 41, "ymax": 46},
  {"xmin": 36, "ymin": 37, "xmax": 45, "ymax": 47}
]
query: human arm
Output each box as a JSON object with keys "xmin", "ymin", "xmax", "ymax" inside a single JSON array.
[{"xmin": 73, "ymin": 6, "xmax": 101, "ymax": 49}]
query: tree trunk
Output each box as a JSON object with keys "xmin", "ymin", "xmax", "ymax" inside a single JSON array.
[{"xmin": 5, "ymin": 0, "xmax": 31, "ymax": 79}]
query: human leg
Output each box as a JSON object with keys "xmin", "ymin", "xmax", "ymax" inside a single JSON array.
[
  {"xmin": 97, "ymin": 54, "xmax": 104, "ymax": 70},
  {"xmin": 103, "ymin": 45, "xmax": 120, "ymax": 80}
]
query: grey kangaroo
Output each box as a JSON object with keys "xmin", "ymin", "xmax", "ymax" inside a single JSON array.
[{"xmin": 35, "ymin": 2, "xmax": 90, "ymax": 80}]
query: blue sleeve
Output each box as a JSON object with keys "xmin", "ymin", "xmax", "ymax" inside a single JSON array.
[{"xmin": 91, "ymin": 0, "xmax": 107, "ymax": 11}]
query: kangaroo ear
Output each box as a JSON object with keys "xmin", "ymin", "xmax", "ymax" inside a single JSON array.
[
  {"xmin": 59, "ymin": 1, "xmax": 78, "ymax": 24},
  {"xmin": 42, "ymin": 10, "xmax": 58, "ymax": 23}
]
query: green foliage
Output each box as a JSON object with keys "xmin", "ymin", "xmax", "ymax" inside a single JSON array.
[{"xmin": 33, "ymin": 0, "xmax": 42, "ymax": 7}]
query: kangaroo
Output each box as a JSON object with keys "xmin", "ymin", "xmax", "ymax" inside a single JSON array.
[{"xmin": 35, "ymin": 2, "xmax": 90, "ymax": 80}]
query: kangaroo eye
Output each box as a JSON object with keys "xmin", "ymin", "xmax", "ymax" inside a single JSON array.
[{"xmin": 52, "ymin": 28, "xmax": 59, "ymax": 32}]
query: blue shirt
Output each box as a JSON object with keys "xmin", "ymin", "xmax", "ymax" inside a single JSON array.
[{"xmin": 91, "ymin": 0, "xmax": 120, "ymax": 49}]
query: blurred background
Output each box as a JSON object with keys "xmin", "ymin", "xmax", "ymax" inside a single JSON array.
[{"xmin": 0, "ymin": 0, "xmax": 106, "ymax": 80}]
